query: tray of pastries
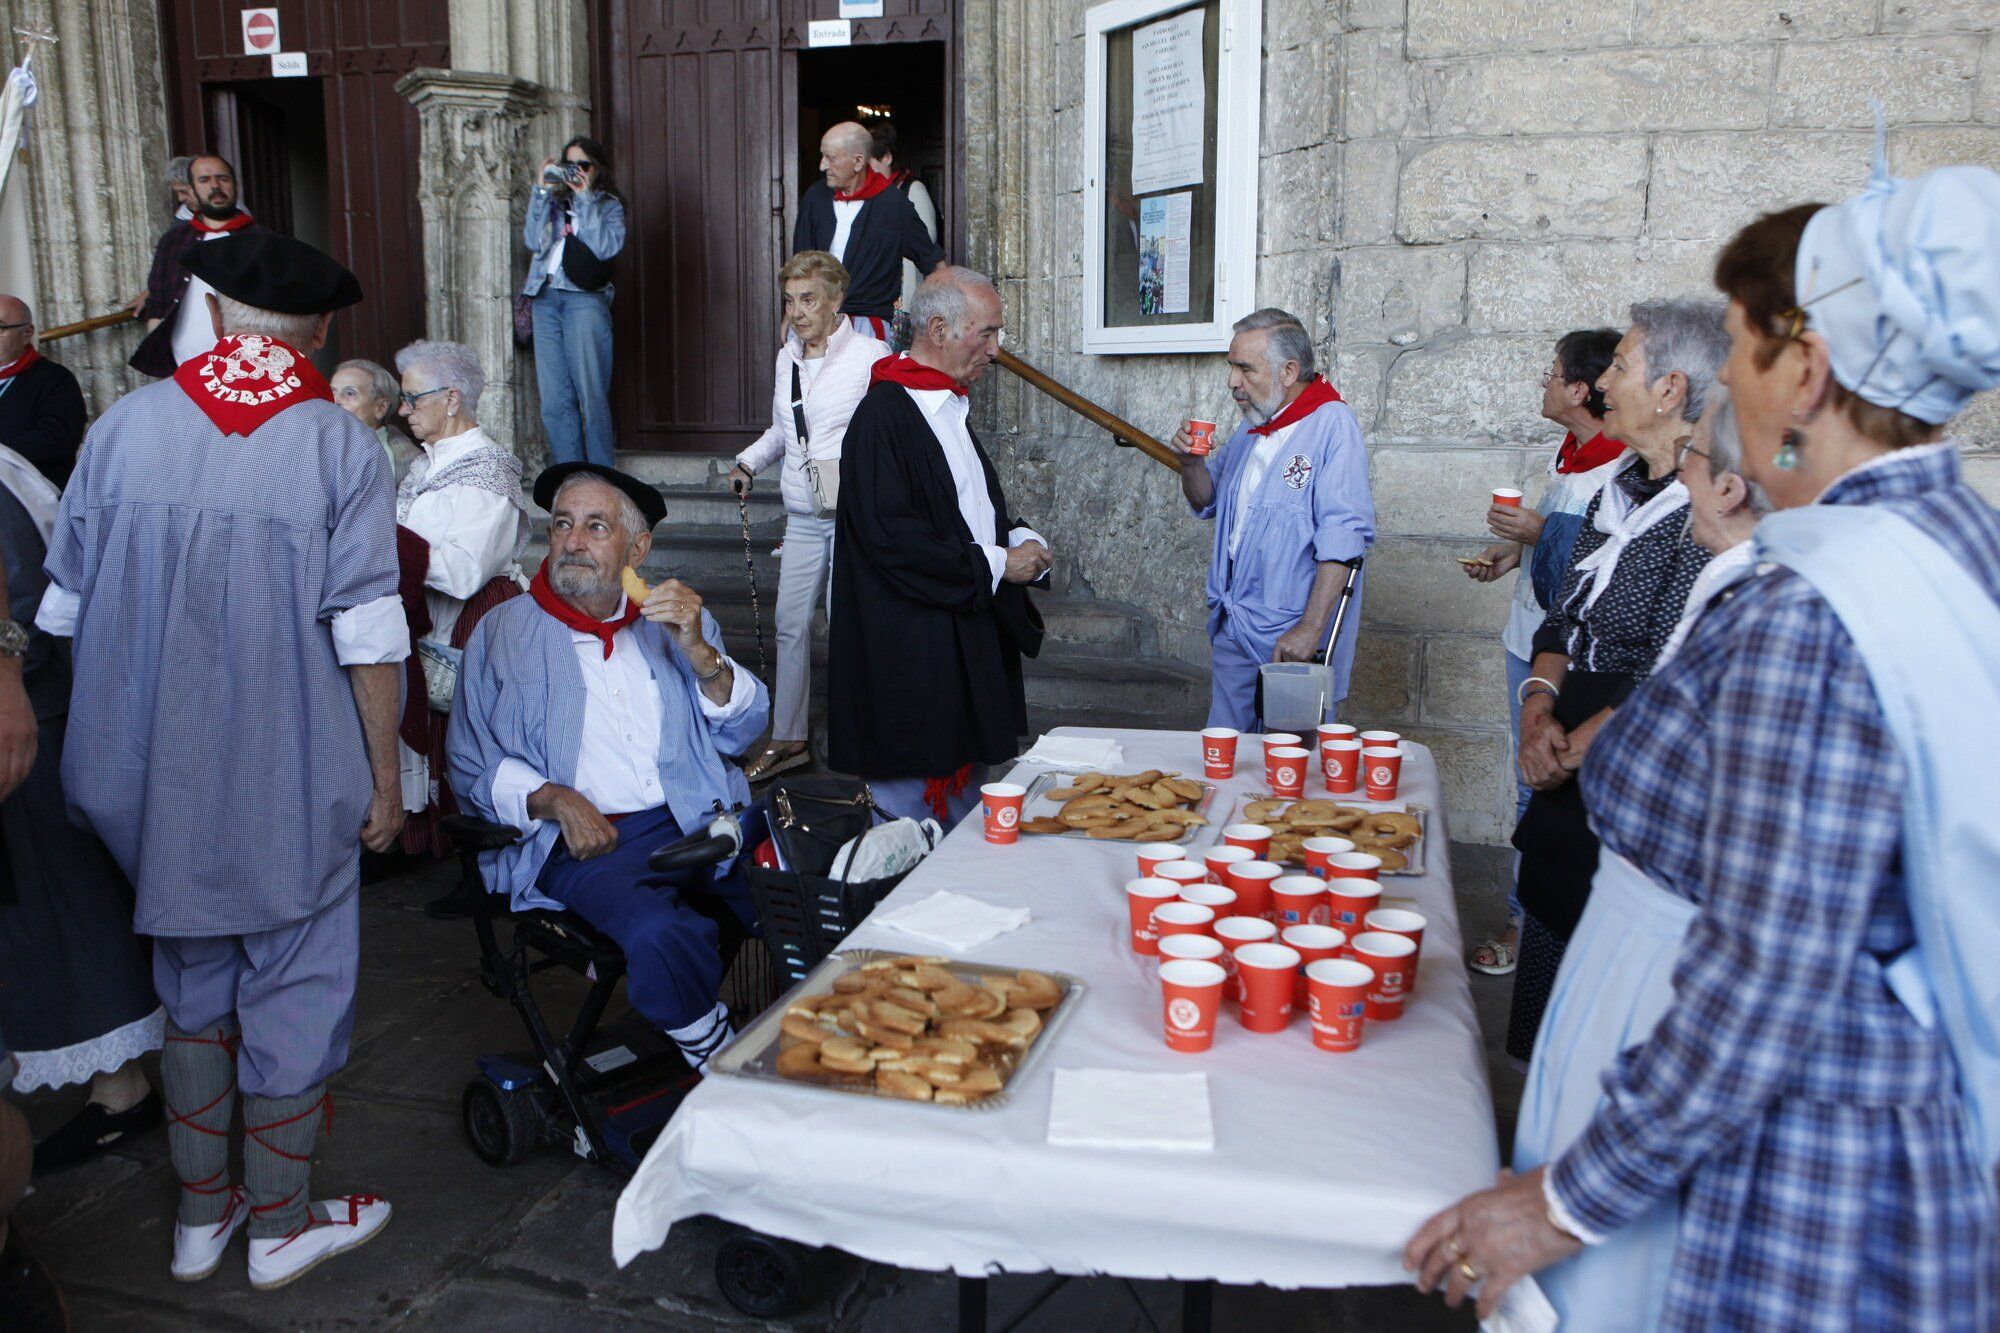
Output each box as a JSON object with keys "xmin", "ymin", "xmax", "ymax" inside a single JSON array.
[
  {"xmin": 1216, "ymin": 796, "xmax": 1428, "ymax": 875},
  {"xmin": 1013, "ymin": 769, "xmax": 1217, "ymax": 843},
  {"xmin": 709, "ymin": 950, "xmax": 1084, "ymax": 1109}
]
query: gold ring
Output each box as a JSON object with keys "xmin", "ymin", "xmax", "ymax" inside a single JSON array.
[
  {"xmin": 1445, "ymin": 1237, "xmax": 1465, "ymax": 1259},
  {"xmin": 1457, "ymin": 1260, "xmax": 1481, "ymax": 1284}
]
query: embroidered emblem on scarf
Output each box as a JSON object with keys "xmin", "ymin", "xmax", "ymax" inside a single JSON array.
[{"xmin": 172, "ymin": 334, "xmax": 333, "ymax": 437}]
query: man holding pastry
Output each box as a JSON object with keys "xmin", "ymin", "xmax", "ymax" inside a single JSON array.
[{"xmin": 448, "ymin": 462, "xmax": 769, "ymax": 1074}]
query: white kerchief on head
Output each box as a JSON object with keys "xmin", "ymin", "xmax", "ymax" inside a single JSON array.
[{"xmin": 1794, "ymin": 103, "xmax": 2000, "ymax": 426}]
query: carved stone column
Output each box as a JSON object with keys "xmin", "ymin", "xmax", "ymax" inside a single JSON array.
[{"xmin": 396, "ymin": 68, "xmax": 542, "ymax": 460}]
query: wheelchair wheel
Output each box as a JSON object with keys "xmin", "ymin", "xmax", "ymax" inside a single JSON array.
[
  {"xmin": 714, "ymin": 1230, "xmax": 806, "ymax": 1318},
  {"xmin": 461, "ymin": 1076, "xmax": 541, "ymax": 1167}
]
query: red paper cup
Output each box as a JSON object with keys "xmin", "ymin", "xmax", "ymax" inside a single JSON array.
[
  {"xmin": 1358, "ymin": 729, "xmax": 1402, "ymax": 750},
  {"xmin": 1136, "ymin": 842, "xmax": 1187, "ymax": 880},
  {"xmin": 1203, "ymin": 844, "xmax": 1255, "ymax": 885},
  {"xmin": 1221, "ymin": 823, "xmax": 1274, "ymax": 856},
  {"xmin": 1321, "ymin": 739, "xmax": 1363, "ymax": 794},
  {"xmin": 980, "ymin": 782, "xmax": 1026, "ymax": 844},
  {"xmin": 1152, "ymin": 901, "xmax": 1216, "ymax": 942},
  {"xmin": 1153, "ymin": 861, "xmax": 1208, "ymax": 893},
  {"xmin": 1325, "ymin": 877, "xmax": 1383, "ymax": 937},
  {"xmin": 1325, "ymin": 851, "xmax": 1382, "ymax": 881},
  {"xmin": 1492, "ymin": 487, "xmax": 1524, "ymax": 507},
  {"xmin": 1306, "ymin": 958, "xmax": 1374, "ymax": 1052},
  {"xmin": 1301, "ymin": 835, "xmax": 1356, "ymax": 880},
  {"xmin": 1160, "ymin": 958, "xmax": 1226, "ymax": 1052},
  {"xmin": 1364, "ymin": 908, "xmax": 1427, "ymax": 994},
  {"xmin": 1270, "ymin": 874, "xmax": 1329, "ymax": 930},
  {"xmin": 1266, "ymin": 746, "xmax": 1310, "ymax": 799},
  {"xmin": 1316, "ymin": 722, "xmax": 1358, "ymax": 748},
  {"xmin": 1125, "ymin": 877, "xmax": 1181, "ymax": 956},
  {"xmin": 1234, "ymin": 942, "xmax": 1302, "ymax": 1033},
  {"xmin": 1282, "ymin": 924, "xmax": 1347, "ymax": 1007},
  {"xmin": 1179, "ymin": 883, "xmax": 1238, "ymax": 917},
  {"xmin": 1351, "ymin": 930, "xmax": 1417, "ymax": 1020},
  {"xmin": 1185, "ymin": 417, "xmax": 1218, "ymax": 456},
  {"xmin": 1200, "ymin": 727, "xmax": 1239, "ymax": 779},
  {"xmin": 1362, "ymin": 746, "xmax": 1404, "ymax": 802},
  {"xmin": 1158, "ymin": 933, "xmax": 1225, "ymax": 967},
  {"xmin": 1261, "ymin": 732, "xmax": 1303, "ymax": 763},
  {"xmin": 1224, "ymin": 860, "xmax": 1282, "ymax": 920},
  {"xmin": 1214, "ymin": 915, "xmax": 1277, "ymax": 1001}
]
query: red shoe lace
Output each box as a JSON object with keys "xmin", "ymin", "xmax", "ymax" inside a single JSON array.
[
  {"xmin": 246, "ymin": 1092, "xmax": 335, "ymax": 1241},
  {"xmin": 164, "ymin": 1026, "xmax": 240, "ymax": 1196},
  {"xmin": 266, "ymin": 1193, "xmax": 385, "ymax": 1251}
]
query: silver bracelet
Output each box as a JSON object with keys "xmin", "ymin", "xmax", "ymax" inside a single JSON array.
[{"xmin": 1517, "ymin": 675, "xmax": 1562, "ymax": 706}]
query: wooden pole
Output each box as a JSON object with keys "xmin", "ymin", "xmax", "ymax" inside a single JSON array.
[
  {"xmin": 994, "ymin": 347, "xmax": 1179, "ymax": 472},
  {"xmin": 38, "ymin": 309, "xmax": 139, "ymax": 343}
]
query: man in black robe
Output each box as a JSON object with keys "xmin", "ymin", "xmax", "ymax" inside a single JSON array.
[{"xmin": 828, "ymin": 267, "xmax": 1049, "ymax": 826}]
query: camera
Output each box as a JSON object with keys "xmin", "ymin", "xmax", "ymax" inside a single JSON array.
[{"xmin": 542, "ymin": 162, "xmax": 581, "ymax": 189}]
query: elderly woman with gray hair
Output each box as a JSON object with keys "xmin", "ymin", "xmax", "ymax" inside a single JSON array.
[
  {"xmin": 392, "ymin": 339, "xmax": 530, "ymax": 870},
  {"xmin": 1506, "ymin": 299, "xmax": 1727, "ymax": 1063},
  {"xmin": 331, "ymin": 357, "xmax": 418, "ymax": 485}
]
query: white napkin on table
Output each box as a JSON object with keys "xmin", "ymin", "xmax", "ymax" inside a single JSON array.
[
  {"xmin": 872, "ymin": 890, "xmax": 1031, "ymax": 951},
  {"xmin": 1046, "ymin": 1069, "xmax": 1215, "ymax": 1151},
  {"xmin": 1017, "ymin": 734, "xmax": 1126, "ymax": 769}
]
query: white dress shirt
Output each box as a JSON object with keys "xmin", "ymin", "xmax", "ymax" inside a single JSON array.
[
  {"xmin": 400, "ymin": 426, "xmax": 526, "ymax": 641},
  {"xmin": 489, "ymin": 606, "xmax": 756, "ymax": 830},
  {"xmin": 1228, "ymin": 421, "xmax": 1298, "ymax": 560},
  {"xmin": 829, "ymin": 198, "xmax": 864, "ymax": 262},
  {"xmin": 904, "ymin": 386, "xmax": 1046, "ymax": 591},
  {"xmin": 169, "ymin": 230, "xmax": 232, "ymax": 368}
]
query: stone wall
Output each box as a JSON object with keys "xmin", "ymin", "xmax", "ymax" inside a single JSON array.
[{"xmin": 964, "ymin": 0, "xmax": 2000, "ymax": 843}]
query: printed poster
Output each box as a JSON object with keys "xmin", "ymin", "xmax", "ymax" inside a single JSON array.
[
  {"xmin": 1138, "ymin": 191, "xmax": 1193, "ymax": 315},
  {"xmin": 1129, "ymin": 8, "xmax": 1205, "ymax": 196}
]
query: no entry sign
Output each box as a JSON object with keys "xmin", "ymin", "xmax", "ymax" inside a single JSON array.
[{"xmin": 241, "ymin": 8, "xmax": 280, "ymax": 55}]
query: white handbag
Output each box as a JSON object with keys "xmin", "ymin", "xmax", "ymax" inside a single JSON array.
[{"xmin": 793, "ymin": 362, "xmax": 838, "ymax": 517}]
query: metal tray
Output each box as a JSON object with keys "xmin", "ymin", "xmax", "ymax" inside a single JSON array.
[
  {"xmin": 1017, "ymin": 769, "xmax": 1219, "ymax": 845},
  {"xmin": 1214, "ymin": 795, "xmax": 1429, "ymax": 877},
  {"xmin": 707, "ymin": 949, "xmax": 1087, "ymax": 1112}
]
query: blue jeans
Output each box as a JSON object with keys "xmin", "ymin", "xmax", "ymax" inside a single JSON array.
[
  {"xmin": 531, "ymin": 286, "xmax": 617, "ymax": 466},
  {"xmin": 1504, "ymin": 649, "xmax": 1533, "ymax": 923}
]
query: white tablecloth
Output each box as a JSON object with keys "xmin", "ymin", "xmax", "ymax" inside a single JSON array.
[{"xmin": 613, "ymin": 728, "xmax": 1500, "ymax": 1289}]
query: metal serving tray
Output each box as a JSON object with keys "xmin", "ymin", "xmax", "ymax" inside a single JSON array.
[
  {"xmin": 708, "ymin": 949, "xmax": 1087, "ymax": 1112},
  {"xmin": 1016, "ymin": 769, "xmax": 1220, "ymax": 845},
  {"xmin": 1213, "ymin": 796, "xmax": 1429, "ymax": 877}
]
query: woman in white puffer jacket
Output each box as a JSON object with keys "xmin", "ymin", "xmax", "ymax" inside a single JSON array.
[{"xmin": 729, "ymin": 250, "xmax": 887, "ymax": 781}]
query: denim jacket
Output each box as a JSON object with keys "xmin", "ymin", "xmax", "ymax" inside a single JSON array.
[{"xmin": 521, "ymin": 187, "xmax": 627, "ymax": 299}]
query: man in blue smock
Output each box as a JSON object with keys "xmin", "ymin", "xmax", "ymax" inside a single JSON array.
[
  {"xmin": 449, "ymin": 463, "xmax": 769, "ymax": 1074},
  {"xmin": 1171, "ymin": 308, "xmax": 1374, "ymax": 729}
]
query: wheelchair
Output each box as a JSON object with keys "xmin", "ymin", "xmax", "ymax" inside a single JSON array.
[{"xmin": 438, "ymin": 809, "xmax": 815, "ymax": 1317}]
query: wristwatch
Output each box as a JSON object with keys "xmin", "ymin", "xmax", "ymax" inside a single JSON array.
[{"xmin": 0, "ymin": 620, "xmax": 27, "ymax": 658}]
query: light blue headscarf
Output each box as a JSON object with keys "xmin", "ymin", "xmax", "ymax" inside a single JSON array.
[{"xmin": 1794, "ymin": 107, "xmax": 2000, "ymax": 425}]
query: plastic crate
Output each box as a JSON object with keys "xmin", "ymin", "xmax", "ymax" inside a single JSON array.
[{"xmin": 745, "ymin": 865, "xmax": 910, "ymax": 989}]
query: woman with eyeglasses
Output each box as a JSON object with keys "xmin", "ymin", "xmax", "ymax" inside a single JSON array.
[
  {"xmin": 522, "ymin": 137, "xmax": 627, "ymax": 466},
  {"xmin": 392, "ymin": 340, "xmax": 529, "ymax": 874}
]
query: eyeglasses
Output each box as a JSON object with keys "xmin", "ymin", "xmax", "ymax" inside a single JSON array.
[
  {"xmin": 400, "ymin": 386, "xmax": 449, "ymax": 409},
  {"xmin": 0, "ymin": 321, "xmax": 30, "ymax": 332},
  {"xmin": 564, "ymin": 159, "xmax": 594, "ymax": 170},
  {"xmin": 1674, "ymin": 437, "xmax": 1711, "ymax": 470}
]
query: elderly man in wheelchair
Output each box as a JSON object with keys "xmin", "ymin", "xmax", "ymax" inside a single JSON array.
[{"xmin": 447, "ymin": 462, "xmax": 770, "ymax": 1118}]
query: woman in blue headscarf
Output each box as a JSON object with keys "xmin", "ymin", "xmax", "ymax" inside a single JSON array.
[{"xmin": 1404, "ymin": 145, "xmax": 2000, "ymax": 1331}]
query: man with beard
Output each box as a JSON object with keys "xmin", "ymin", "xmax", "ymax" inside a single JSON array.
[
  {"xmin": 1168, "ymin": 308, "xmax": 1374, "ymax": 729},
  {"xmin": 449, "ymin": 463, "xmax": 768, "ymax": 1073},
  {"xmin": 793, "ymin": 120, "xmax": 947, "ymax": 339},
  {"xmin": 130, "ymin": 155, "xmax": 267, "ymax": 377}
]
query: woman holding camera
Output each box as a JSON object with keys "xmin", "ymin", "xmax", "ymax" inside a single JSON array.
[{"xmin": 522, "ymin": 137, "xmax": 626, "ymax": 466}]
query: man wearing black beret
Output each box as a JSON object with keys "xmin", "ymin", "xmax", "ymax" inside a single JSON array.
[{"xmin": 36, "ymin": 228, "xmax": 404, "ymax": 1287}]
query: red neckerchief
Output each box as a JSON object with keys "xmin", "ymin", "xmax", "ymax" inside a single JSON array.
[
  {"xmin": 887, "ymin": 169, "xmax": 915, "ymax": 188},
  {"xmin": 1247, "ymin": 375, "xmax": 1343, "ymax": 437},
  {"xmin": 833, "ymin": 170, "xmax": 893, "ymax": 203},
  {"xmin": 1555, "ymin": 430, "xmax": 1625, "ymax": 475},
  {"xmin": 922, "ymin": 765, "xmax": 973, "ymax": 822},
  {"xmin": 0, "ymin": 346, "xmax": 40, "ymax": 380},
  {"xmin": 870, "ymin": 352, "xmax": 967, "ymax": 397},
  {"xmin": 189, "ymin": 210, "xmax": 253, "ymax": 234},
  {"xmin": 528, "ymin": 559, "xmax": 641, "ymax": 660},
  {"xmin": 172, "ymin": 334, "xmax": 333, "ymax": 437}
]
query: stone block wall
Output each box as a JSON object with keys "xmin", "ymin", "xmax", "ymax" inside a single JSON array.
[{"xmin": 964, "ymin": 0, "xmax": 2000, "ymax": 844}]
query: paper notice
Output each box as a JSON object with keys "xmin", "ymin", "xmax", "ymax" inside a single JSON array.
[
  {"xmin": 1129, "ymin": 9, "xmax": 1205, "ymax": 196},
  {"xmin": 1139, "ymin": 191, "xmax": 1193, "ymax": 315}
]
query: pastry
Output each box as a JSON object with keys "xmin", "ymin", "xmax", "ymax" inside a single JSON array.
[{"xmin": 619, "ymin": 567, "xmax": 651, "ymax": 603}]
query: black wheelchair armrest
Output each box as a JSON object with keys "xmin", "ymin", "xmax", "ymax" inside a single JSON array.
[
  {"xmin": 441, "ymin": 814, "xmax": 523, "ymax": 851},
  {"xmin": 647, "ymin": 832, "xmax": 737, "ymax": 874}
]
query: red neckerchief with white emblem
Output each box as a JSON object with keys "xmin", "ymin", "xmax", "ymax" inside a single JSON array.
[{"xmin": 172, "ymin": 334, "xmax": 334, "ymax": 437}]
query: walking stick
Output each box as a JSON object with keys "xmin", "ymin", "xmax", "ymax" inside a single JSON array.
[
  {"xmin": 737, "ymin": 492, "xmax": 769, "ymax": 679},
  {"xmin": 1314, "ymin": 558, "xmax": 1364, "ymax": 666}
]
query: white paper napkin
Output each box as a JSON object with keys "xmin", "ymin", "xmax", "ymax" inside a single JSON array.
[
  {"xmin": 1482, "ymin": 1275, "xmax": 1559, "ymax": 1333},
  {"xmin": 872, "ymin": 890, "xmax": 1032, "ymax": 951},
  {"xmin": 1046, "ymin": 1068, "xmax": 1215, "ymax": 1151},
  {"xmin": 1018, "ymin": 734, "xmax": 1126, "ymax": 769}
]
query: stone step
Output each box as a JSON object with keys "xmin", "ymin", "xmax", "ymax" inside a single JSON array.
[
  {"xmin": 693, "ymin": 588, "xmax": 1146, "ymax": 660},
  {"xmin": 616, "ymin": 452, "xmax": 731, "ymax": 488}
]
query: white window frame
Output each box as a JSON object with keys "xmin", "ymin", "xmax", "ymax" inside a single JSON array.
[{"xmin": 1081, "ymin": 0, "xmax": 1262, "ymax": 355}]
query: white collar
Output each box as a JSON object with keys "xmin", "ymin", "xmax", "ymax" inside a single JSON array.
[
  {"xmin": 566, "ymin": 595, "xmax": 634, "ymax": 643},
  {"xmin": 906, "ymin": 386, "xmax": 965, "ymax": 420},
  {"xmin": 422, "ymin": 424, "xmax": 493, "ymax": 469}
]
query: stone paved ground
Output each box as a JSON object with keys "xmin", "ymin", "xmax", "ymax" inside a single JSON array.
[{"xmin": 14, "ymin": 844, "xmax": 1519, "ymax": 1332}]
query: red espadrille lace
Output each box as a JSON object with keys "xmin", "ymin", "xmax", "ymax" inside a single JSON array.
[
  {"xmin": 266, "ymin": 1194, "xmax": 386, "ymax": 1251},
  {"xmin": 164, "ymin": 1026, "xmax": 240, "ymax": 1195}
]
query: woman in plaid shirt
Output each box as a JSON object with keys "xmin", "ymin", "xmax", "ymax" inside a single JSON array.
[{"xmin": 1408, "ymin": 156, "xmax": 2000, "ymax": 1329}]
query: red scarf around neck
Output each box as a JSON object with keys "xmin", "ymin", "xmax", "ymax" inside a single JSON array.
[
  {"xmin": 833, "ymin": 170, "xmax": 893, "ymax": 203},
  {"xmin": 529, "ymin": 559, "xmax": 641, "ymax": 659},
  {"xmin": 172, "ymin": 334, "xmax": 333, "ymax": 437},
  {"xmin": 1555, "ymin": 430, "xmax": 1625, "ymax": 475},
  {"xmin": 1247, "ymin": 375, "xmax": 1342, "ymax": 437},
  {"xmin": 870, "ymin": 352, "xmax": 967, "ymax": 397},
  {"xmin": 190, "ymin": 210, "xmax": 253, "ymax": 234},
  {"xmin": 0, "ymin": 346, "xmax": 40, "ymax": 380}
]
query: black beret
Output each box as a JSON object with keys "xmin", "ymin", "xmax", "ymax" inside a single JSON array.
[
  {"xmin": 534, "ymin": 463, "xmax": 669, "ymax": 531},
  {"xmin": 181, "ymin": 231, "xmax": 363, "ymax": 314}
]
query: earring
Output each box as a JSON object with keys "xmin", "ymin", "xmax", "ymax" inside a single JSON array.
[{"xmin": 1774, "ymin": 428, "xmax": 1801, "ymax": 471}]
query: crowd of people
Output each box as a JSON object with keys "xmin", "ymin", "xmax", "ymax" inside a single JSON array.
[{"xmin": 0, "ymin": 116, "xmax": 1997, "ymax": 1333}]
